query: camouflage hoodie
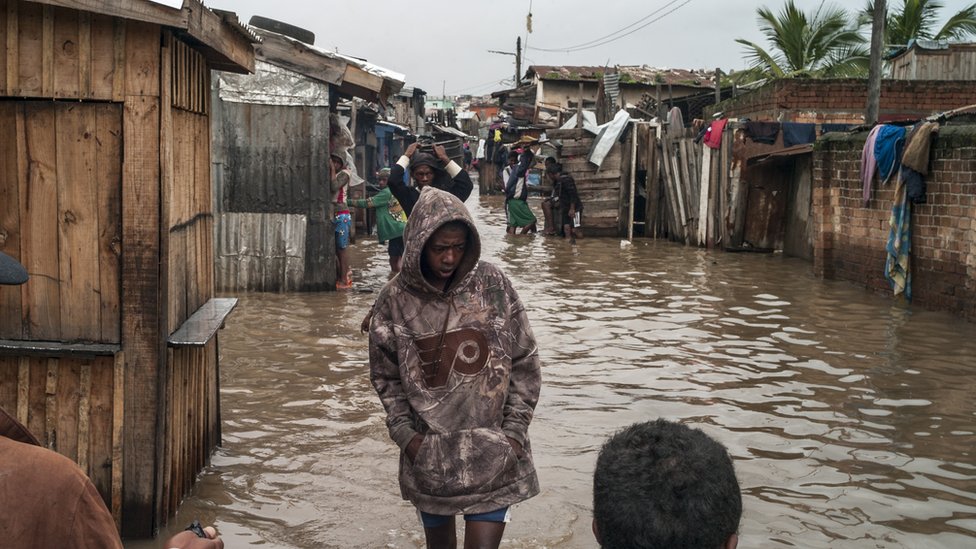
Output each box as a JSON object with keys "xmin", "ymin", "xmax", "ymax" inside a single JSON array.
[{"xmin": 368, "ymin": 187, "xmax": 541, "ymax": 515}]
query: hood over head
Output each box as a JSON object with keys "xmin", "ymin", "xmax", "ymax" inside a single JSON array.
[{"xmin": 399, "ymin": 187, "xmax": 481, "ymax": 294}]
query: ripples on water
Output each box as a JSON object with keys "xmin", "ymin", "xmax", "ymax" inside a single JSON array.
[{"xmin": 134, "ymin": 184, "xmax": 976, "ymax": 549}]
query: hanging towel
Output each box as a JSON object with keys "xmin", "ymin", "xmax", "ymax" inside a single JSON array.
[
  {"xmin": 703, "ymin": 119, "xmax": 727, "ymax": 149},
  {"xmin": 782, "ymin": 122, "xmax": 817, "ymax": 147},
  {"xmin": 873, "ymin": 125, "xmax": 906, "ymax": 184},
  {"xmin": 884, "ymin": 177, "xmax": 912, "ymax": 301},
  {"xmin": 820, "ymin": 123, "xmax": 853, "ymax": 135},
  {"xmin": 744, "ymin": 121, "xmax": 780, "ymax": 144},
  {"xmin": 901, "ymin": 167, "xmax": 927, "ymax": 204},
  {"xmin": 901, "ymin": 121, "xmax": 939, "ymax": 175},
  {"xmin": 667, "ymin": 107, "xmax": 684, "ymax": 134},
  {"xmin": 861, "ymin": 125, "xmax": 883, "ymax": 206}
]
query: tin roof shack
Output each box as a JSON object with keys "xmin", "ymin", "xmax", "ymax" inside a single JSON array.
[
  {"xmin": 212, "ymin": 21, "xmax": 403, "ymax": 291},
  {"xmin": 548, "ymin": 111, "xmax": 633, "ymax": 237},
  {"xmin": 888, "ymin": 41, "xmax": 976, "ymax": 80},
  {"xmin": 0, "ymin": 0, "xmax": 254, "ymax": 537},
  {"xmin": 391, "ymin": 85, "xmax": 427, "ymax": 134},
  {"xmin": 527, "ymin": 65, "xmax": 715, "ymax": 127}
]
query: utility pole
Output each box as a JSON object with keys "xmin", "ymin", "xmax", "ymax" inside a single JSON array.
[
  {"xmin": 488, "ymin": 37, "xmax": 523, "ymax": 87},
  {"xmin": 515, "ymin": 37, "xmax": 522, "ymax": 86},
  {"xmin": 867, "ymin": 0, "xmax": 886, "ymax": 125}
]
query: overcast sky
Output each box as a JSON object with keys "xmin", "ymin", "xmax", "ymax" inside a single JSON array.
[{"xmin": 215, "ymin": 0, "xmax": 974, "ymax": 97}]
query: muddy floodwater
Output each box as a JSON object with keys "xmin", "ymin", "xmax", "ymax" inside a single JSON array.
[{"xmin": 132, "ymin": 182, "xmax": 976, "ymax": 549}]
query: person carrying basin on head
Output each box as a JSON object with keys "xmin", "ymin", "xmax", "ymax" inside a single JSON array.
[{"xmin": 387, "ymin": 139, "xmax": 473, "ymax": 216}]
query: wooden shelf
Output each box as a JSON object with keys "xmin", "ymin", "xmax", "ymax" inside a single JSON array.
[{"xmin": 167, "ymin": 297, "xmax": 239, "ymax": 347}]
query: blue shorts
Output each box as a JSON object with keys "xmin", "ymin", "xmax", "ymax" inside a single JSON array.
[
  {"xmin": 419, "ymin": 507, "xmax": 511, "ymax": 529},
  {"xmin": 333, "ymin": 212, "xmax": 351, "ymax": 250}
]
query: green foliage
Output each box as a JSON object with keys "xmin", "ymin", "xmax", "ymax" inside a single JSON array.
[
  {"xmin": 859, "ymin": 0, "xmax": 976, "ymax": 46},
  {"xmin": 737, "ymin": 0, "xmax": 869, "ymax": 79}
]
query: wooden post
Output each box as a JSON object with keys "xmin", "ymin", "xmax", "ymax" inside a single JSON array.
[
  {"xmin": 866, "ymin": 0, "xmax": 886, "ymax": 124},
  {"xmin": 646, "ymin": 125, "xmax": 660, "ymax": 238},
  {"xmin": 627, "ymin": 122, "xmax": 638, "ymax": 241},
  {"xmin": 576, "ymin": 82, "xmax": 584, "ymax": 129}
]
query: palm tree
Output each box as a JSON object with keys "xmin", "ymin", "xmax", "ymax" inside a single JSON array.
[
  {"xmin": 861, "ymin": 0, "xmax": 976, "ymax": 46},
  {"xmin": 736, "ymin": 1, "xmax": 870, "ymax": 79}
]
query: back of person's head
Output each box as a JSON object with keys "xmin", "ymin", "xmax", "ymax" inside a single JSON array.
[
  {"xmin": 508, "ymin": 151, "xmax": 519, "ymax": 163},
  {"xmin": 593, "ymin": 419, "xmax": 741, "ymax": 549},
  {"xmin": 545, "ymin": 156, "xmax": 556, "ymax": 166},
  {"xmin": 546, "ymin": 163, "xmax": 562, "ymax": 177}
]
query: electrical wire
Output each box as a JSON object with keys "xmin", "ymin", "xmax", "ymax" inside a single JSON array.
[
  {"xmin": 446, "ymin": 76, "xmax": 513, "ymax": 95},
  {"xmin": 528, "ymin": 0, "xmax": 692, "ymax": 53}
]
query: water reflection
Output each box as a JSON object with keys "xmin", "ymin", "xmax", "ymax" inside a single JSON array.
[{"xmin": 132, "ymin": 184, "xmax": 976, "ymax": 549}]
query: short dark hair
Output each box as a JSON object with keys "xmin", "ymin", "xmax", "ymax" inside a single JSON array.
[
  {"xmin": 545, "ymin": 156, "xmax": 557, "ymax": 165},
  {"xmin": 546, "ymin": 163, "xmax": 562, "ymax": 175},
  {"xmin": 593, "ymin": 419, "xmax": 741, "ymax": 549}
]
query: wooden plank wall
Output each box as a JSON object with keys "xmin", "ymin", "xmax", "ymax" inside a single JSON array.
[
  {"xmin": 0, "ymin": 101, "xmax": 122, "ymax": 343},
  {"xmin": 642, "ymin": 125, "xmax": 735, "ymax": 248},
  {"xmin": 157, "ymin": 33, "xmax": 221, "ymax": 525},
  {"xmin": 0, "ymin": 1, "xmax": 127, "ymax": 101},
  {"xmin": 549, "ymin": 128, "xmax": 623, "ymax": 236},
  {"xmin": 120, "ymin": 18, "xmax": 162, "ymax": 538},
  {"xmin": 160, "ymin": 342, "xmax": 219, "ymax": 521},
  {"xmin": 0, "ymin": 354, "xmax": 124, "ymax": 524}
]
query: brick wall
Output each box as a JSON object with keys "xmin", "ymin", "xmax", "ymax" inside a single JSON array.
[
  {"xmin": 813, "ymin": 126, "xmax": 976, "ymax": 320},
  {"xmin": 718, "ymin": 79, "xmax": 976, "ymax": 124}
]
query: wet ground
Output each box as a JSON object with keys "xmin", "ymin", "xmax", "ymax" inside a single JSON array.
[{"xmin": 132, "ymin": 181, "xmax": 976, "ymax": 548}]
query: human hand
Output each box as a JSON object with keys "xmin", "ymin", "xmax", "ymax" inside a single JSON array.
[
  {"xmin": 359, "ymin": 309, "xmax": 373, "ymax": 334},
  {"xmin": 506, "ymin": 436, "xmax": 524, "ymax": 459},
  {"xmin": 164, "ymin": 526, "xmax": 223, "ymax": 549},
  {"xmin": 405, "ymin": 434, "xmax": 425, "ymax": 462},
  {"xmin": 433, "ymin": 144, "xmax": 450, "ymax": 164},
  {"xmin": 405, "ymin": 142, "xmax": 419, "ymax": 157}
]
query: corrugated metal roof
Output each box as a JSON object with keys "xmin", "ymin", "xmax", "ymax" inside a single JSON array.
[{"xmin": 527, "ymin": 65, "xmax": 716, "ymax": 89}]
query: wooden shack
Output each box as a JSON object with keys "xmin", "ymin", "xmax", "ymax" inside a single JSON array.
[
  {"xmin": 0, "ymin": 0, "xmax": 253, "ymax": 538},
  {"xmin": 548, "ymin": 126, "xmax": 629, "ymax": 237},
  {"xmin": 212, "ymin": 22, "xmax": 403, "ymax": 291}
]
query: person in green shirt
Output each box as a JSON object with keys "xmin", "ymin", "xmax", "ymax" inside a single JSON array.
[{"xmin": 349, "ymin": 167, "xmax": 408, "ymax": 274}]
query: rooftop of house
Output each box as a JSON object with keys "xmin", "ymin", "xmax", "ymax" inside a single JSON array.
[{"xmin": 526, "ymin": 65, "xmax": 717, "ymax": 89}]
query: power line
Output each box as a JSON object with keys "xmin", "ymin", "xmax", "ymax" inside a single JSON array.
[
  {"xmin": 528, "ymin": 0, "xmax": 692, "ymax": 53},
  {"xmin": 446, "ymin": 76, "xmax": 513, "ymax": 96}
]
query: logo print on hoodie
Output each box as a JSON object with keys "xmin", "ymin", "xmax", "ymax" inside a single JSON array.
[{"xmin": 415, "ymin": 327, "xmax": 489, "ymax": 388}]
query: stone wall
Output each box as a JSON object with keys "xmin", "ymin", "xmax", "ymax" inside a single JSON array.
[{"xmin": 813, "ymin": 126, "xmax": 976, "ymax": 320}]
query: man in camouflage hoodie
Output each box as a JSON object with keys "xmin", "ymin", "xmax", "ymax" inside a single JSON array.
[{"xmin": 368, "ymin": 187, "xmax": 541, "ymax": 548}]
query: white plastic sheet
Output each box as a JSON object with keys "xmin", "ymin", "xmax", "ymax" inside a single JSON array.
[{"xmin": 588, "ymin": 110, "xmax": 631, "ymax": 168}]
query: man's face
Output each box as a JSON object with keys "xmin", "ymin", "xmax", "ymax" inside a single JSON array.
[
  {"xmin": 423, "ymin": 224, "xmax": 468, "ymax": 287},
  {"xmin": 412, "ymin": 165, "xmax": 435, "ymax": 187}
]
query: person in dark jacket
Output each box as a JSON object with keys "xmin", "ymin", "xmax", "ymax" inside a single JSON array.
[
  {"xmin": 551, "ymin": 165, "xmax": 583, "ymax": 243},
  {"xmin": 387, "ymin": 142, "xmax": 473, "ymax": 216},
  {"xmin": 368, "ymin": 187, "xmax": 541, "ymax": 549}
]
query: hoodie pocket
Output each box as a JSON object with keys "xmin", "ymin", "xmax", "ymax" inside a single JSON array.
[{"xmin": 412, "ymin": 428, "xmax": 519, "ymax": 497}]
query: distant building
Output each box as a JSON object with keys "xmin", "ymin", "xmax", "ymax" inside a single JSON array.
[{"xmin": 888, "ymin": 40, "xmax": 976, "ymax": 80}]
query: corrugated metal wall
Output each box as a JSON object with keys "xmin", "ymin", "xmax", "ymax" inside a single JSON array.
[{"xmin": 212, "ymin": 88, "xmax": 332, "ymax": 291}]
